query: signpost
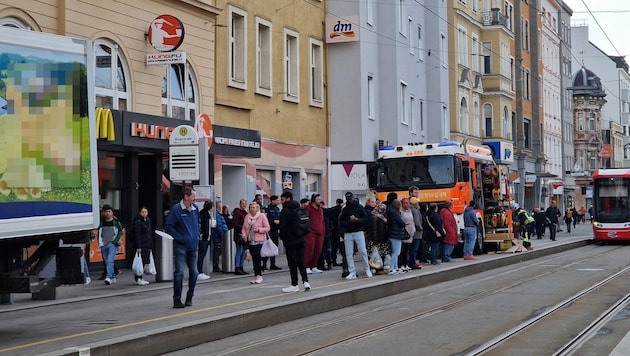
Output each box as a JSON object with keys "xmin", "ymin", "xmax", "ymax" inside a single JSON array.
[{"xmin": 169, "ymin": 125, "xmax": 200, "ymax": 181}]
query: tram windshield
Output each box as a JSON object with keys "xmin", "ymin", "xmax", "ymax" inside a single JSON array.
[
  {"xmin": 375, "ymin": 155, "xmax": 458, "ymax": 191},
  {"xmin": 593, "ymin": 177, "xmax": 630, "ymax": 223}
]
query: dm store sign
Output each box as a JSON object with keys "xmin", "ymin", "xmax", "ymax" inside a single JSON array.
[{"xmin": 326, "ymin": 16, "xmax": 359, "ymax": 43}]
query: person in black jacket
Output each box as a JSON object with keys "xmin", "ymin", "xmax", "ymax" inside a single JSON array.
[
  {"xmin": 132, "ymin": 206, "xmax": 153, "ymax": 286},
  {"xmin": 386, "ymin": 199, "xmax": 407, "ymax": 274},
  {"xmin": 263, "ymin": 195, "xmax": 282, "ymax": 271},
  {"xmin": 279, "ymin": 191, "xmax": 310, "ymax": 293},
  {"xmin": 424, "ymin": 203, "xmax": 446, "ymax": 265},
  {"xmin": 545, "ymin": 201, "xmax": 561, "ymax": 241},
  {"xmin": 339, "ymin": 192, "xmax": 371, "ymax": 280}
]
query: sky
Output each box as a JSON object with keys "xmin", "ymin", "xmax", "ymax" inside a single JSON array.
[{"xmin": 564, "ymin": 0, "xmax": 630, "ymax": 58}]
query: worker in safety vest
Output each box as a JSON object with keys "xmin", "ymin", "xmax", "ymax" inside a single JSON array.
[{"xmin": 515, "ymin": 207, "xmax": 535, "ymax": 248}]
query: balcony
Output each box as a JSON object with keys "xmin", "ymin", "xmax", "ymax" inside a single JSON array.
[{"xmin": 482, "ymin": 8, "xmax": 508, "ymax": 28}]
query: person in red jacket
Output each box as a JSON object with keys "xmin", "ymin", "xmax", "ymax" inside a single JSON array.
[
  {"xmin": 439, "ymin": 200, "xmax": 458, "ymax": 262},
  {"xmin": 304, "ymin": 194, "xmax": 326, "ymax": 274}
]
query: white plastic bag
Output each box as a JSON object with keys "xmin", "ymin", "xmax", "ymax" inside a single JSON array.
[
  {"xmin": 261, "ymin": 237, "xmax": 279, "ymax": 257},
  {"xmin": 132, "ymin": 252, "xmax": 144, "ymax": 276},
  {"xmin": 368, "ymin": 246, "xmax": 383, "ymax": 269},
  {"xmin": 144, "ymin": 252, "xmax": 157, "ymax": 275}
]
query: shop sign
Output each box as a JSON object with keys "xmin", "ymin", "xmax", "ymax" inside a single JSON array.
[
  {"xmin": 326, "ymin": 16, "xmax": 359, "ymax": 43},
  {"xmin": 148, "ymin": 15, "xmax": 185, "ymax": 52},
  {"xmin": 483, "ymin": 141, "xmax": 514, "ymax": 163},
  {"xmin": 146, "ymin": 51, "xmax": 186, "ymax": 65},
  {"xmin": 525, "ymin": 174, "xmax": 537, "ymax": 184},
  {"xmin": 331, "ymin": 164, "xmax": 367, "ymax": 190}
]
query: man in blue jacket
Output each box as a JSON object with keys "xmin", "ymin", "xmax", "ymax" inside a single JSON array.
[{"xmin": 166, "ymin": 187, "xmax": 200, "ymax": 308}]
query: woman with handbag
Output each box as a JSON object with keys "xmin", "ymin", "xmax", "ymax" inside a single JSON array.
[
  {"xmin": 399, "ymin": 198, "xmax": 416, "ymax": 272},
  {"xmin": 241, "ymin": 202, "xmax": 271, "ymax": 284},
  {"xmin": 386, "ymin": 199, "xmax": 407, "ymax": 275}
]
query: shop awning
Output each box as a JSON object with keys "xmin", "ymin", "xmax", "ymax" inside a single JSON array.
[{"xmin": 509, "ymin": 173, "xmax": 521, "ymax": 183}]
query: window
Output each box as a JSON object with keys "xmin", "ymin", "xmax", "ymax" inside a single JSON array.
[
  {"xmin": 578, "ymin": 113, "xmax": 584, "ymax": 131},
  {"xmin": 256, "ymin": 17, "xmax": 272, "ymax": 96},
  {"xmin": 472, "ymin": 0, "xmax": 478, "ymax": 12},
  {"xmin": 524, "ymin": 118, "xmax": 531, "ymax": 149},
  {"xmin": 408, "ymin": 18, "xmax": 413, "ymax": 54},
  {"xmin": 589, "ymin": 113, "xmax": 596, "ymax": 131},
  {"xmin": 305, "ymin": 173, "xmax": 321, "ymax": 198},
  {"xmin": 309, "ymin": 38, "xmax": 324, "ymax": 107},
  {"xmin": 400, "ymin": 81, "xmax": 409, "ymax": 124},
  {"xmin": 0, "ymin": 16, "xmax": 30, "ymax": 29},
  {"xmin": 482, "ymin": 42, "xmax": 491, "ymax": 74},
  {"xmin": 472, "ymin": 35, "xmax": 479, "ymax": 72},
  {"xmin": 283, "ymin": 28, "xmax": 299, "ymax": 102},
  {"xmin": 501, "ymin": 43, "xmax": 509, "ymax": 76},
  {"xmin": 525, "ymin": 69, "xmax": 531, "ymax": 100},
  {"xmin": 484, "ymin": 103, "xmax": 493, "ymax": 137},
  {"xmin": 94, "ymin": 39, "xmax": 130, "ymax": 110},
  {"xmin": 473, "ymin": 101, "xmax": 480, "ymax": 136},
  {"xmin": 590, "ymin": 151, "xmax": 597, "ymax": 170},
  {"xmin": 410, "ymin": 96, "xmax": 416, "ymax": 133},
  {"xmin": 440, "ymin": 33, "xmax": 447, "ymax": 68},
  {"xmin": 398, "ymin": 0, "xmax": 405, "ymax": 34},
  {"xmin": 460, "ymin": 97, "xmax": 468, "ymax": 134},
  {"xmin": 458, "ymin": 27, "xmax": 468, "ymax": 67},
  {"xmin": 420, "ymin": 100, "xmax": 425, "ymax": 131},
  {"xmin": 228, "ymin": 6, "xmax": 247, "ymax": 89},
  {"xmin": 417, "ymin": 25, "xmax": 424, "ymax": 61},
  {"xmin": 503, "ymin": 106, "xmax": 509, "ymax": 138},
  {"xmin": 368, "ymin": 75, "xmax": 375, "ymax": 120},
  {"xmin": 161, "ymin": 63, "xmax": 198, "ymax": 121},
  {"xmin": 367, "ymin": 0, "xmax": 375, "ymax": 25},
  {"xmin": 522, "ymin": 17, "xmax": 529, "ymax": 51}
]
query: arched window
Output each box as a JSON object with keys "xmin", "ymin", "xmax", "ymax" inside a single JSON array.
[
  {"xmin": 503, "ymin": 106, "xmax": 509, "ymax": 138},
  {"xmin": 0, "ymin": 16, "xmax": 30, "ymax": 29},
  {"xmin": 484, "ymin": 103, "xmax": 493, "ymax": 137},
  {"xmin": 473, "ymin": 101, "xmax": 480, "ymax": 136},
  {"xmin": 162, "ymin": 63, "xmax": 198, "ymax": 120},
  {"xmin": 460, "ymin": 97, "xmax": 468, "ymax": 134},
  {"xmin": 94, "ymin": 39, "xmax": 130, "ymax": 110}
]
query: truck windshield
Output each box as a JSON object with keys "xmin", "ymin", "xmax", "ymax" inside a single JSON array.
[
  {"xmin": 376, "ymin": 155, "xmax": 456, "ymax": 191},
  {"xmin": 593, "ymin": 177, "xmax": 630, "ymax": 223}
]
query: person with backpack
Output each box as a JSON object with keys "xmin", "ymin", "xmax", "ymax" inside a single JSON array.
[
  {"xmin": 279, "ymin": 191, "xmax": 311, "ymax": 293},
  {"xmin": 564, "ymin": 208, "xmax": 573, "ymax": 233},
  {"xmin": 339, "ymin": 191, "xmax": 371, "ymax": 280}
]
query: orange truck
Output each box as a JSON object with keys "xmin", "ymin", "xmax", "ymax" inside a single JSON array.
[{"xmin": 369, "ymin": 141, "xmax": 513, "ymax": 254}]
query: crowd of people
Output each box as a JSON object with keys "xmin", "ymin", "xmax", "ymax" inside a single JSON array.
[{"xmin": 91, "ymin": 187, "xmax": 587, "ymax": 309}]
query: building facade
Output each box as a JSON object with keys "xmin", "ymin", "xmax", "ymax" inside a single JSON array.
[
  {"xmin": 558, "ymin": 0, "xmax": 575, "ymax": 210},
  {"xmin": 327, "ymin": 0, "xmax": 450, "ymax": 200}
]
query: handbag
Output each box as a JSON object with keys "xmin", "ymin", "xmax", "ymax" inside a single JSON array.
[
  {"xmin": 368, "ymin": 246, "xmax": 383, "ymax": 269},
  {"xmin": 132, "ymin": 252, "xmax": 144, "ymax": 276},
  {"xmin": 260, "ymin": 235, "xmax": 279, "ymax": 257}
]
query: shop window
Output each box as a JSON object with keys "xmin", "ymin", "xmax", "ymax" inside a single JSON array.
[
  {"xmin": 255, "ymin": 169, "xmax": 274, "ymax": 199},
  {"xmin": 98, "ymin": 155, "xmax": 123, "ymax": 210},
  {"xmin": 161, "ymin": 62, "xmax": 198, "ymax": 121},
  {"xmin": 304, "ymin": 173, "xmax": 320, "ymax": 200},
  {"xmin": 94, "ymin": 39, "xmax": 130, "ymax": 110}
]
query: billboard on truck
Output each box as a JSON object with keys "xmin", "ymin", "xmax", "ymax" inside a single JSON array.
[{"xmin": 0, "ymin": 28, "xmax": 99, "ymax": 240}]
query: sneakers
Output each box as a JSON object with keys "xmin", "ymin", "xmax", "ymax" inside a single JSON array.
[
  {"xmin": 282, "ymin": 285, "xmax": 300, "ymax": 293},
  {"xmin": 84, "ymin": 277, "xmax": 91, "ymax": 285},
  {"xmin": 303, "ymin": 282, "xmax": 311, "ymax": 291},
  {"xmin": 135, "ymin": 278, "xmax": 150, "ymax": 286},
  {"xmin": 250, "ymin": 276, "xmax": 263, "ymax": 284},
  {"xmin": 270, "ymin": 265, "xmax": 282, "ymax": 270},
  {"xmin": 366, "ymin": 270, "xmax": 373, "ymax": 278},
  {"xmin": 413, "ymin": 263, "xmax": 423, "ymax": 269},
  {"xmin": 306, "ymin": 268, "xmax": 313, "ymax": 274},
  {"xmin": 345, "ymin": 272, "xmax": 357, "ymax": 280},
  {"xmin": 388, "ymin": 268, "xmax": 400, "ymax": 275},
  {"xmin": 173, "ymin": 300, "xmax": 185, "ymax": 308},
  {"xmin": 104, "ymin": 277, "xmax": 116, "ymax": 285},
  {"xmin": 463, "ymin": 256, "xmax": 478, "ymax": 260},
  {"xmin": 197, "ymin": 273, "xmax": 210, "ymax": 280},
  {"xmin": 311, "ymin": 267, "xmax": 324, "ymax": 273}
]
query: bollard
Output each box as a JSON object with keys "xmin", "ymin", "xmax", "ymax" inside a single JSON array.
[
  {"xmin": 154, "ymin": 231, "xmax": 174, "ymax": 282},
  {"xmin": 221, "ymin": 230, "xmax": 235, "ymax": 273}
]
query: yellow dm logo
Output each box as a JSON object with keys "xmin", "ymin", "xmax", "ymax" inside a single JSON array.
[{"xmin": 179, "ymin": 127, "xmax": 188, "ymax": 136}]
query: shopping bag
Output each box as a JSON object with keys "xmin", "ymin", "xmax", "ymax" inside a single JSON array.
[
  {"xmin": 368, "ymin": 246, "xmax": 383, "ymax": 269},
  {"xmin": 144, "ymin": 252, "xmax": 157, "ymax": 275},
  {"xmin": 261, "ymin": 237, "xmax": 279, "ymax": 257},
  {"xmin": 132, "ymin": 252, "xmax": 144, "ymax": 276}
]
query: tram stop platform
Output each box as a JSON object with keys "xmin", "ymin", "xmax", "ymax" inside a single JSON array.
[{"xmin": 0, "ymin": 231, "xmax": 593, "ymax": 356}]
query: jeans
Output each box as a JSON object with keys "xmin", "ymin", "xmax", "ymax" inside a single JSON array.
[
  {"xmin": 344, "ymin": 231, "xmax": 369, "ymax": 274},
  {"xmin": 409, "ymin": 239, "xmax": 420, "ymax": 265},
  {"xmin": 197, "ymin": 239, "xmax": 210, "ymax": 274},
  {"xmin": 173, "ymin": 245, "xmax": 198, "ymax": 301},
  {"xmin": 443, "ymin": 243, "xmax": 455, "ymax": 261},
  {"xmin": 101, "ymin": 243, "xmax": 117, "ymax": 278},
  {"xmin": 566, "ymin": 222, "xmax": 572, "ymax": 233},
  {"xmin": 235, "ymin": 244, "xmax": 247, "ymax": 268},
  {"xmin": 463, "ymin": 227, "xmax": 477, "ymax": 257},
  {"xmin": 285, "ymin": 244, "xmax": 308, "ymax": 286},
  {"xmin": 389, "ymin": 238, "xmax": 402, "ymax": 270},
  {"xmin": 430, "ymin": 241, "xmax": 441, "ymax": 264},
  {"xmin": 549, "ymin": 223, "xmax": 557, "ymax": 240}
]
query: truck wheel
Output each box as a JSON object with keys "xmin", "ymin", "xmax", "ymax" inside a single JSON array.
[{"xmin": 474, "ymin": 225, "xmax": 484, "ymax": 255}]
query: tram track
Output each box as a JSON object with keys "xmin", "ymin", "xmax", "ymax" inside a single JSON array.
[{"xmin": 209, "ymin": 245, "xmax": 620, "ymax": 356}]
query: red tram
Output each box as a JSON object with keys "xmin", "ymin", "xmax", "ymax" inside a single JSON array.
[{"xmin": 592, "ymin": 168, "xmax": 630, "ymax": 241}]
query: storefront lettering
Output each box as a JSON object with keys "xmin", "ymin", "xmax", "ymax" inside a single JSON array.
[
  {"xmin": 131, "ymin": 122, "xmax": 174, "ymax": 140},
  {"xmin": 214, "ymin": 136, "xmax": 260, "ymax": 149},
  {"xmin": 419, "ymin": 191, "xmax": 448, "ymax": 199}
]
